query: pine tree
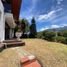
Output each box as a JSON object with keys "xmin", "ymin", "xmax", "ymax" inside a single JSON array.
[{"xmin": 30, "ymin": 17, "xmax": 37, "ymax": 38}]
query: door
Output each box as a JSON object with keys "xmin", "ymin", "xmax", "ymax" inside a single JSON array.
[{"xmin": 5, "ymin": 23, "xmax": 10, "ymax": 40}]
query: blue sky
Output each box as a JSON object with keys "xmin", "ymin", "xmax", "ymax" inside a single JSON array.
[{"xmin": 20, "ymin": 0, "xmax": 67, "ymax": 32}]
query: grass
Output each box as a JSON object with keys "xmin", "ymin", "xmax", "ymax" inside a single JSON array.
[
  {"xmin": 0, "ymin": 39, "xmax": 67, "ymax": 67},
  {"xmin": 22, "ymin": 39, "xmax": 67, "ymax": 67}
]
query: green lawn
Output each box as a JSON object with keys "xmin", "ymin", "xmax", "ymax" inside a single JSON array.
[{"xmin": 0, "ymin": 39, "xmax": 67, "ymax": 67}]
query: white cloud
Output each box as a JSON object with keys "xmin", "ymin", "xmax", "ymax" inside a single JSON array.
[
  {"xmin": 38, "ymin": 14, "xmax": 48, "ymax": 21},
  {"xmin": 40, "ymin": 28, "xmax": 45, "ymax": 31},
  {"xmin": 39, "ymin": 23, "xmax": 67, "ymax": 32},
  {"xmin": 28, "ymin": 0, "xmax": 38, "ymax": 13},
  {"xmin": 37, "ymin": 11, "xmax": 55, "ymax": 22},
  {"xmin": 39, "ymin": 26, "xmax": 49, "ymax": 31},
  {"xmin": 37, "ymin": 8, "xmax": 62, "ymax": 22},
  {"xmin": 26, "ymin": 16, "xmax": 33, "ymax": 20},
  {"xmin": 61, "ymin": 24, "xmax": 67, "ymax": 27},
  {"xmin": 50, "ymin": 24, "xmax": 67, "ymax": 29},
  {"xmin": 51, "ymin": 25, "xmax": 60, "ymax": 28},
  {"xmin": 52, "ymin": 12, "xmax": 67, "ymax": 23},
  {"xmin": 57, "ymin": 0, "xmax": 63, "ymax": 5},
  {"xmin": 39, "ymin": 24, "xmax": 67, "ymax": 32}
]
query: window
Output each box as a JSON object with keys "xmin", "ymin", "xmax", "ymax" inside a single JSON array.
[
  {"xmin": 2, "ymin": 0, "xmax": 11, "ymax": 13},
  {"xmin": 2, "ymin": 0, "xmax": 11, "ymax": 4}
]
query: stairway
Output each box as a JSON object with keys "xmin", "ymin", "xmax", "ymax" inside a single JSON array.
[
  {"xmin": 3, "ymin": 39, "xmax": 25, "ymax": 48},
  {"xmin": 0, "ymin": 43, "xmax": 4, "ymax": 52}
]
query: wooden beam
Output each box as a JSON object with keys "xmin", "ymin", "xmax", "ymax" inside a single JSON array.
[{"xmin": 11, "ymin": 0, "xmax": 22, "ymax": 20}]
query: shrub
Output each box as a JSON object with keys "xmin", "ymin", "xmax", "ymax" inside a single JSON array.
[
  {"xmin": 58, "ymin": 30, "xmax": 67, "ymax": 37},
  {"xmin": 65, "ymin": 37, "xmax": 67, "ymax": 44},
  {"xmin": 37, "ymin": 32, "xmax": 43, "ymax": 38},
  {"xmin": 43, "ymin": 31, "xmax": 55, "ymax": 41},
  {"xmin": 53, "ymin": 36, "xmax": 66, "ymax": 43}
]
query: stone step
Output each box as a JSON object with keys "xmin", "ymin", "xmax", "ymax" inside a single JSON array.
[
  {"xmin": 5, "ymin": 41, "xmax": 25, "ymax": 45},
  {"xmin": 3, "ymin": 39, "xmax": 21, "ymax": 43},
  {"xmin": 4, "ymin": 42, "xmax": 25, "ymax": 48},
  {"xmin": 3, "ymin": 39, "xmax": 25, "ymax": 48},
  {"xmin": 0, "ymin": 43, "xmax": 4, "ymax": 52},
  {"xmin": 0, "ymin": 43, "xmax": 4, "ymax": 48}
]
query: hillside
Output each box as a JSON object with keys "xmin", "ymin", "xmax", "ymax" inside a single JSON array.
[
  {"xmin": 38, "ymin": 26, "xmax": 67, "ymax": 33},
  {"xmin": 47, "ymin": 26, "xmax": 67, "ymax": 32},
  {"xmin": 0, "ymin": 39, "xmax": 67, "ymax": 67}
]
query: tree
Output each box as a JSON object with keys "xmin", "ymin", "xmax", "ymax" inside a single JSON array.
[
  {"xmin": 20, "ymin": 19, "xmax": 30, "ymax": 38},
  {"xmin": 30, "ymin": 17, "xmax": 37, "ymax": 38},
  {"xmin": 14, "ymin": 19, "xmax": 30, "ymax": 38}
]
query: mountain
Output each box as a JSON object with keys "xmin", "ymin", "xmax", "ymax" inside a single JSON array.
[
  {"xmin": 46, "ymin": 26, "xmax": 67, "ymax": 32},
  {"xmin": 61, "ymin": 26, "xmax": 67, "ymax": 30},
  {"xmin": 37, "ymin": 26, "xmax": 67, "ymax": 33}
]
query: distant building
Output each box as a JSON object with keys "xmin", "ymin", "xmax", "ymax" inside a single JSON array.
[{"xmin": 0, "ymin": 0, "xmax": 21, "ymax": 40}]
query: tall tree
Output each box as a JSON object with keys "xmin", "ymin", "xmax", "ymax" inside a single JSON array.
[{"xmin": 30, "ymin": 17, "xmax": 37, "ymax": 38}]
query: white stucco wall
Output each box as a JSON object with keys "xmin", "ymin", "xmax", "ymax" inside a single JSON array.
[{"xmin": 0, "ymin": 0, "xmax": 5, "ymax": 41}]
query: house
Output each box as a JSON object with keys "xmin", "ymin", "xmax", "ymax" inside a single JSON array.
[
  {"xmin": 0, "ymin": 0, "xmax": 21, "ymax": 41},
  {"xmin": 0, "ymin": 0, "xmax": 5, "ymax": 41}
]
